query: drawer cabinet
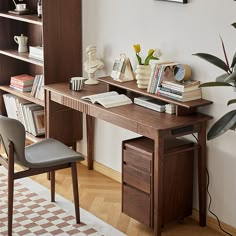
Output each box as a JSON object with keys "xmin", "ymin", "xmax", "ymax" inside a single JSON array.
[{"xmin": 122, "ymin": 136, "xmax": 196, "ymax": 228}]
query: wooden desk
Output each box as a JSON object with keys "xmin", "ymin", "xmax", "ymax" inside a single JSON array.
[{"xmin": 44, "ymin": 78, "xmax": 212, "ymax": 236}]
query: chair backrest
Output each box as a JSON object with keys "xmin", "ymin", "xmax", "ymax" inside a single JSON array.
[{"xmin": 0, "ymin": 115, "xmax": 28, "ymax": 167}]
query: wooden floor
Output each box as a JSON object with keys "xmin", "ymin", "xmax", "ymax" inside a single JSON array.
[{"xmin": 30, "ymin": 163, "xmax": 223, "ymax": 236}]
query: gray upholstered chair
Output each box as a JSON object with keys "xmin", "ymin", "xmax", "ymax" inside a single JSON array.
[{"xmin": 0, "ymin": 115, "xmax": 84, "ymax": 236}]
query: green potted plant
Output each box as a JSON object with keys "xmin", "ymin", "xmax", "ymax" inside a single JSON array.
[{"xmin": 193, "ymin": 23, "xmax": 236, "ymax": 140}]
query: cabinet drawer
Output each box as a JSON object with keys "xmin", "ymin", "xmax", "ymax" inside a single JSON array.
[
  {"xmin": 123, "ymin": 164, "xmax": 151, "ymax": 194},
  {"xmin": 123, "ymin": 149, "xmax": 152, "ymax": 173},
  {"xmin": 122, "ymin": 184, "xmax": 151, "ymax": 227}
]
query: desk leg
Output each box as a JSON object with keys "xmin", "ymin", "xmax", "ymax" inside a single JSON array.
[
  {"xmin": 86, "ymin": 115, "xmax": 94, "ymax": 170},
  {"xmin": 153, "ymin": 133, "xmax": 165, "ymax": 236},
  {"xmin": 198, "ymin": 121, "xmax": 207, "ymax": 226}
]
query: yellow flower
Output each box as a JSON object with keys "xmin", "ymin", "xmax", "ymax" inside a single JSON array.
[
  {"xmin": 133, "ymin": 43, "xmax": 161, "ymax": 65},
  {"xmin": 133, "ymin": 44, "xmax": 141, "ymax": 53},
  {"xmin": 148, "ymin": 49, "xmax": 154, "ymax": 56}
]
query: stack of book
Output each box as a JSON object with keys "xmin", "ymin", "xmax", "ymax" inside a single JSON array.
[
  {"xmin": 31, "ymin": 74, "xmax": 45, "ymax": 100},
  {"xmin": 134, "ymin": 96, "xmax": 168, "ymax": 112},
  {"xmin": 3, "ymin": 94, "xmax": 45, "ymax": 137},
  {"xmin": 159, "ymin": 79, "xmax": 201, "ymax": 102},
  {"xmin": 29, "ymin": 46, "xmax": 44, "ymax": 61},
  {"xmin": 10, "ymin": 74, "xmax": 35, "ymax": 92},
  {"xmin": 147, "ymin": 62, "xmax": 201, "ymax": 102}
]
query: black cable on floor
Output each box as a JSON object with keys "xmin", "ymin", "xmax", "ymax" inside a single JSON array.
[
  {"xmin": 206, "ymin": 168, "xmax": 233, "ymax": 236},
  {"xmin": 191, "ymin": 134, "xmax": 233, "ymax": 236}
]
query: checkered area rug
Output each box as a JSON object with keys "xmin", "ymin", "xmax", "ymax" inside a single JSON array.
[{"xmin": 0, "ymin": 171, "xmax": 125, "ymax": 236}]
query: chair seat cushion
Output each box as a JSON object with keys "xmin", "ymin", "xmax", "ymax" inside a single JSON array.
[{"xmin": 25, "ymin": 138, "xmax": 84, "ymax": 168}]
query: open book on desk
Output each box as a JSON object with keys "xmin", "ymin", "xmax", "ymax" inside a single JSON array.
[{"xmin": 81, "ymin": 91, "xmax": 132, "ymax": 108}]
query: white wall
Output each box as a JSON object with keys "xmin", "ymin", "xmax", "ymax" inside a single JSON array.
[{"xmin": 81, "ymin": 0, "xmax": 236, "ymax": 228}]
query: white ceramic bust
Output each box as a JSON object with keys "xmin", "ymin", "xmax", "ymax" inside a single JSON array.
[{"xmin": 84, "ymin": 45, "xmax": 104, "ymax": 85}]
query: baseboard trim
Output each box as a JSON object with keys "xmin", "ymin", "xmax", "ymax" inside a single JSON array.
[
  {"xmin": 81, "ymin": 158, "xmax": 235, "ymax": 234},
  {"xmin": 192, "ymin": 208, "xmax": 236, "ymax": 235},
  {"xmin": 80, "ymin": 158, "xmax": 121, "ymax": 183}
]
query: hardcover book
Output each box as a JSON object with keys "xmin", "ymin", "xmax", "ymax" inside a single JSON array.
[{"xmin": 10, "ymin": 74, "xmax": 34, "ymax": 85}]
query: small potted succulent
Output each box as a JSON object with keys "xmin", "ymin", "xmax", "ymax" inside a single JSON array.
[{"xmin": 193, "ymin": 23, "xmax": 236, "ymax": 140}]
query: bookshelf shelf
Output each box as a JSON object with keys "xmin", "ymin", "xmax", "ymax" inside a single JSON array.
[
  {"xmin": 0, "ymin": 12, "xmax": 42, "ymax": 25},
  {"xmin": 0, "ymin": 85, "xmax": 44, "ymax": 106},
  {"xmin": 0, "ymin": 49, "xmax": 44, "ymax": 66}
]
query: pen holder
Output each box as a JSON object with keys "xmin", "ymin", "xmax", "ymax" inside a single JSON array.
[{"xmin": 69, "ymin": 77, "xmax": 86, "ymax": 91}]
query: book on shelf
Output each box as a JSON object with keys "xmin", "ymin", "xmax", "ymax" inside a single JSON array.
[
  {"xmin": 147, "ymin": 61, "xmax": 176, "ymax": 94},
  {"xmin": 134, "ymin": 96, "xmax": 168, "ymax": 112},
  {"xmin": 31, "ymin": 74, "xmax": 44, "ymax": 100},
  {"xmin": 27, "ymin": 104, "xmax": 45, "ymax": 136},
  {"xmin": 22, "ymin": 103, "xmax": 45, "ymax": 136},
  {"xmin": 159, "ymin": 86, "xmax": 201, "ymax": 97},
  {"xmin": 29, "ymin": 46, "xmax": 44, "ymax": 61},
  {"xmin": 16, "ymin": 98, "xmax": 32, "ymax": 129},
  {"xmin": 2, "ymin": 94, "xmax": 45, "ymax": 136},
  {"xmin": 10, "ymin": 74, "xmax": 34, "ymax": 92},
  {"xmin": 81, "ymin": 91, "xmax": 132, "ymax": 108},
  {"xmin": 10, "ymin": 85, "xmax": 32, "ymax": 92},
  {"xmin": 3, "ymin": 94, "xmax": 18, "ymax": 120},
  {"xmin": 161, "ymin": 79, "xmax": 200, "ymax": 92},
  {"xmin": 35, "ymin": 75, "xmax": 44, "ymax": 100},
  {"xmin": 10, "ymin": 74, "xmax": 34, "ymax": 86},
  {"xmin": 157, "ymin": 87, "xmax": 202, "ymax": 102}
]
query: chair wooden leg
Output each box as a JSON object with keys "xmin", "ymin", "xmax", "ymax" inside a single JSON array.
[
  {"xmin": 47, "ymin": 172, "xmax": 51, "ymax": 180},
  {"xmin": 8, "ymin": 142, "xmax": 15, "ymax": 236},
  {"xmin": 71, "ymin": 162, "xmax": 80, "ymax": 223},
  {"xmin": 50, "ymin": 171, "xmax": 55, "ymax": 202},
  {"xmin": 8, "ymin": 173, "xmax": 14, "ymax": 236}
]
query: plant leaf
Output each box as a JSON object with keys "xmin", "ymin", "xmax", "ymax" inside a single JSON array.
[
  {"xmin": 136, "ymin": 54, "xmax": 142, "ymax": 65},
  {"xmin": 207, "ymin": 110, "xmax": 236, "ymax": 140},
  {"xmin": 193, "ymin": 53, "xmax": 229, "ymax": 73},
  {"xmin": 216, "ymin": 73, "xmax": 229, "ymax": 82},
  {"xmin": 227, "ymin": 99, "xmax": 236, "ymax": 106},
  {"xmin": 232, "ymin": 23, "xmax": 236, "ymax": 29},
  {"xmin": 224, "ymin": 70, "xmax": 236, "ymax": 83},
  {"xmin": 199, "ymin": 82, "xmax": 232, "ymax": 87},
  {"xmin": 231, "ymin": 52, "xmax": 236, "ymax": 68},
  {"xmin": 220, "ymin": 36, "xmax": 230, "ymax": 71}
]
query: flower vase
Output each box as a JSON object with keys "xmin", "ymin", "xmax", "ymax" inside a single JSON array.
[{"xmin": 135, "ymin": 65, "xmax": 151, "ymax": 89}]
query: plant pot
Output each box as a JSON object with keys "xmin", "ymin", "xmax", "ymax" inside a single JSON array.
[{"xmin": 135, "ymin": 65, "xmax": 151, "ymax": 89}]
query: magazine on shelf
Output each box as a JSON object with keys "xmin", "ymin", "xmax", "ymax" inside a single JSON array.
[
  {"xmin": 81, "ymin": 91, "xmax": 132, "ymax": 108},
  {"xmin": 134, "ymin": 96, "xmax": 168, "ymax": 112},
  {"xmin": 147, "ymin": 61, "xmax": 174, "ymax": 94}
]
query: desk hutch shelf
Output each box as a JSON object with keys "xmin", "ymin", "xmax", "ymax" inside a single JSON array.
[
  {"xmin": 0, "ymin": 0, "xmax": 83, "ymax": 143},
  {"xmin": 98, "ymin": 76, "xmax": 213, "ymax": 116}
]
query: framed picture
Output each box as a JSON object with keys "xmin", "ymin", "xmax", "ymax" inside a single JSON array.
[
  {"xmin": 156, "ymin": 0, "xmax": 187, "ymax": 3},
  {"xmin": 31, "ymin": 109, "xmax": 45, "ymax": 136}
]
